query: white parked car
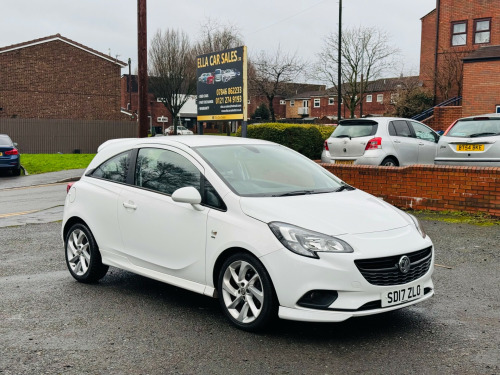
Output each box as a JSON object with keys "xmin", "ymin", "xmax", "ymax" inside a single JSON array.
[
  {"xmin": 63, "ymin": 136, "xmax": 434, "ymax": 331},
  {"xmin": 164, "ymin": 125, "xmax": 193, "ymax": 135},
  {"xmin": 321, "ymin": 118, "xmax": 440, "ymax": 166}
]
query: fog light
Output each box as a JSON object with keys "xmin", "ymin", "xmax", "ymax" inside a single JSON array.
[{"xmin": 297, "ymin": 290, "xmax": 338, "ymax": 309}]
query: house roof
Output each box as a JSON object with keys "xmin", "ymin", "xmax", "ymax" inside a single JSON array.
[
  {"xmin": 463, "ymin": 45, "xmax": 500, "ymax": 63},
  {"xmin": 0, "ymin": 34, "xmax": 127, "ymax": 67},
  {"xmin": 420, "ymin": 8, "xmax": 436, "ymax": 21}
]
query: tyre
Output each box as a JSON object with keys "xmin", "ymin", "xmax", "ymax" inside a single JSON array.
[
  {"xmin": 218, "ymin": 253, "xmax": 278, "ymax": 331},
  {"xmin": 12, "ymin": 167, "xmax": 21, "ymax": 176},
  {"xmin": 65, "ymin": 223, "xmax": 108, "ymax": 283},
  {"xmin": 380, "ymin": 157, "xmax": 398, "ymax": 167}
]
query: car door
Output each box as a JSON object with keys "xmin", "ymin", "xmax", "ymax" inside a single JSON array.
[
  {"xmin": 388, "ymin": 120, "xmax": 419, "ymax": 165},
  {"xmin": 408, "ymin": 120, "xmax": 439, "ymax": 164},
  {"xmin": 117, "ymin": 146, "xmax": 208, "ymax": 285}
]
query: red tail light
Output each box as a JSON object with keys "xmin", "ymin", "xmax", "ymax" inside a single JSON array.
[
  {"xmin": 5, "ymin": 148, "xmax": 19, "ymax": 155},
  {"xmin": 66, "ymin": 182, "xmax": 74, "ymax": 193},
  {"xmin": 324, "ymin": 140, "xmax": 329, "ymax": 151},
  {"xmin": 365, "ymin": 137, "xmax": 382, "ymax": 150},
  {"xmin": 443, "ymin": 120, "xmax": 457, "ymax": 136}
]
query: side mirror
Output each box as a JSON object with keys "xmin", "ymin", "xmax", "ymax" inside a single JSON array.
[{"xmin": 171, "ymin": 186, "xmax": 204, "ymax": 211}]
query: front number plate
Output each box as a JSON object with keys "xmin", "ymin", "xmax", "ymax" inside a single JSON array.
[
  {"xmin": 381, "ymin": 284, "xmax": 423, "ymax": 307},
  {"xmin": 456, "ymin": 144, "xmax": 484, "ymax": 152}
]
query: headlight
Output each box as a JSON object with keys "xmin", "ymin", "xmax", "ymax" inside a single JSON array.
[
  {"xmin": 269, "ymin": 222, "xmax": 353, "ymax": 258},
  {"xmin": 408, "ymin": 213, "xmax": 426, "ymax": 238}
]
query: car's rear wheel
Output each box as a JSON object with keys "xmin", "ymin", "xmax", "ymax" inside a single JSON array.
[
  {"xmin": 65, "ymin": 223, "xmax": 108, "ymax": 283},
  {"xmin": 381, "ymin": 157, "xmax": 398, "ymax": 167},
  {"xmin": 11, "ymin": 167, "xmax": 21, "ymax": 176},
  {"xmin": 218, "ymin": 253, "xmax": 278, "ymax": 331}
]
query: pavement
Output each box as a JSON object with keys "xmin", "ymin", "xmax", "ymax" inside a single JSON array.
[{"xmin": 0, "ymin": 168, "xmax": 85, "ymax": 190}]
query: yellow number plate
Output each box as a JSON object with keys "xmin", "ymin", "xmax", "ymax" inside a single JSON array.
[
  {"xmin": 456, "ymin": 144, "xmax": 484, "ymax": 152},
  {"xmin": 335, "ymin": 160, "xmax": 354, "ymax": 165}
]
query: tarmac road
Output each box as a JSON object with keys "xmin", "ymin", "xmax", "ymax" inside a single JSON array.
[{"xmin": 0, "ymin": 218, "xmax": 499, "ymax": 374}]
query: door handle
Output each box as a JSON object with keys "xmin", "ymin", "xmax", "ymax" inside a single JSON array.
[{"xmin": 122, "ymin": 201, "xmax": 137, "ymax": 210}]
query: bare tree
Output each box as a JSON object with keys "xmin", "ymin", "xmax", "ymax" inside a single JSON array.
[
  {"xmin": 194, "ymin": 18, "xmax": 243, "ymax": 55},
  {"xmin": 387, "ymin": 76, "xmax": 434, "ymax": 118},
  {"xmin": 250, "ymin": 47, "xmax": 305, "ymax": 122},
  {"xmin": 315, "ymin": 26, "xmax": 400, "ymax": 118},
  {"xmin": 435, "ymin": 49, "xmax": 467, "ymax": 101},
  {"xmin": 148, "ymin": 29, "xmax": 197, "ymax": 133}
]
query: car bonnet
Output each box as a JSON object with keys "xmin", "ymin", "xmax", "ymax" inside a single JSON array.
[{"xmin": 239, "ymin": 189, "xmax": 411, "ymax": 236}]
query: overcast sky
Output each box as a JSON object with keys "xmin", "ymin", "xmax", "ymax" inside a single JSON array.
[{"xmin": 2, "ymin": 0, "xmax": 436, "ymax": 81}]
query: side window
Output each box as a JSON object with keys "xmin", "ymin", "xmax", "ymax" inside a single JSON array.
[
  {"xmin": 90, "ymin": 151, "xmax": 130, "ymax": 183},
  {"xmin": 391, "ymin": 120, "xmax": 413, "ymax": 137},
  {"xmin": 410, "ymin": 121, "xmax": 438, "ymax": 143},
  {"xmin": 204, "ymin": 178, "xmax": 226, "ymax": 210},
  {"xmin": 135, "ymin": 148, "xmax": 201, "ymax": 195}
]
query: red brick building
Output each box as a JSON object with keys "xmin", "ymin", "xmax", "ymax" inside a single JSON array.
[
  {"xmin": 462, "ymin": 45, "xmax": 500, "ymax": 116},
  {"xmin": 419, "ymin": 0, "xmax": 500, "ymax": 103},
  {"xmin": 285, "ymin": 77, "xmax": 418, "ymax": 120},
  {"xmin": 0, "ymin": 34, "xmax": 127, "ymax": 120}
]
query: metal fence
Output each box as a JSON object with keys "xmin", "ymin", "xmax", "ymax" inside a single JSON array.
[{"xmin": 0, "ymin": 118, "xmax": 137, "ymax": 154}]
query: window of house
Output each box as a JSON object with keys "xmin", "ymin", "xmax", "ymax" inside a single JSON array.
[
  {"xmin": 280, "ymin": 100, "xmax": 286, "ymax": 105},
  {"xmin": 366, "ymin": 95, "xmax": 372, "ymax": 103},
  {"xmin": 390, "ymin": 93, "xmax": 399, "ymax": 104},
  {"xmin": 290, "ymin": 100, "xmax": 295, "ymax": 107},
  {"xmin": 451, "ymin": 21, "xmax": 467, "ymax": 46},
  {"xmin": 328, "ymin": 97, "xmax": 334, "ymax": 105},
  {"xmin": 474, "ymin": 19, "xmax": 491, "ymax": 44},
  {"xmin": 247, "ymin": 100, "xmax": 251, "ymax": 104},
  {"xmin": 377, "ymin": 94, "xmax": 384, "ymax": 103},
  {"xmin": 313, "ymin": 98, "xmax": 321, "ymax": 108}
]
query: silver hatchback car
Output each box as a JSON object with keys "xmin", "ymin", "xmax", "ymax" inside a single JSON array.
[
  {"xmin": 434, "ymin": 113, "xmax": 500, "ymax": 166},
  {"xmin": 321, "ymin": 118, "xmax": 440, "ymax": 166}
]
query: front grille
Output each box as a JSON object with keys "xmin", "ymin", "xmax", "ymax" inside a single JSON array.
[{"xmin": 354, "ymin": 247, "xmax": 432, "ymax": 286}]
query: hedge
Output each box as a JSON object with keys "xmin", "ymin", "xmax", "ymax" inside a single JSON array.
[{"xmin": 237, "ymin": 123, "xmax": 336, "ymax": 159}]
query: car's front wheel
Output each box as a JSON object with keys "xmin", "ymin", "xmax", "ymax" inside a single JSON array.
[
  {"xmin": 65, "ymin": 223, "xmax": 108, "ymax": 283},
  {"xmin": 218, "ymin": 253, "xmax": 278, "ymax": 331}
]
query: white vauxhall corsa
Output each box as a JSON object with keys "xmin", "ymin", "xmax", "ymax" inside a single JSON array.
[{"xmin": 62, "ymin": 136, "xmax": 435, "ymax": 331}]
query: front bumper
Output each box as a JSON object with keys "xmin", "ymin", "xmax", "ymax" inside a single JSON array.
[{"xmin": 260, "ymin": 226, "xmax": 435, "ymax": 322}]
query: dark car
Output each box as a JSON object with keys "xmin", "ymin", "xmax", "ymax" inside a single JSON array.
[{"xmin": 0, "ymin": 134, "xmax": 21, "ymax": 176}]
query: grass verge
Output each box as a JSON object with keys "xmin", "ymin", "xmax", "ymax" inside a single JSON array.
[
  {"xmin": 413, "ymin": 210, "xmax": 499, "ymax": 226},
  {"xmin": 21, "ymin": 154, "xmax": 95, "ymax": 175}
]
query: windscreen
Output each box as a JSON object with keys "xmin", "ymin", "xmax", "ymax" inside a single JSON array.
[
  {"xmin": 195, "ymin": 144, "xmax": 343, "ymax": 197},
  {"xmin": 332, "ymin": 121, "xmax": 378, "ymax": 138},
  {"xmin": 0, "ymin": 136, "xmax": 13, "ymax": 147},
  {"xmin": 448, "ymin": 119, "xmax": 500, "ymax": 137}
]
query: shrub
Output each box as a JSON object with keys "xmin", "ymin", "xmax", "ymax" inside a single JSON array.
[{"xmin": 236, "ymin": 123, "xmax": 335, "ymax": 159}]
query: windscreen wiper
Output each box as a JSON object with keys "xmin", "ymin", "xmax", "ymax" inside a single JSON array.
[
  {"xmin": 335, "ymin": 184, "xmax": 356, "ymax": 192},
  {"xmin": 469, "ymin": 132, "xmax": 498, "ymax": 138},
  {"xmin": 272, "ymin": 190, "xmax": 315, "ymax": 197}
]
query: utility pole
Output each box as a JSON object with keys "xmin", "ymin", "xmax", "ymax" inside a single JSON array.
[
  {"xmin": 360, "ymin": 45, "xmax": 364, "ymax": 118},
  {"xmin": 137, "ymin": 0, "xmax": 149, "ymax": 137},
  {"xmin": 128, "ymin": 58, "xmax": 132, "ymax": 111},
  {"xmin": 337, "ymin": 0, "xmax": 342, "ymax": 122}
]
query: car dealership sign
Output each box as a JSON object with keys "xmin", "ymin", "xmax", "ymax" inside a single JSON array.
[{"xmin": 196, "ymin": 46, "xmax": 247, "ymax": 121}]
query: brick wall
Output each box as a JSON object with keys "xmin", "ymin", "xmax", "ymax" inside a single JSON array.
[
  {"xmin": 0, "ymin": 40, "xmax": 124, "ymax": 120},
  {"xmin": 423, "ymin": 106, "xmax": 462, "ymax": 132},
  {"xmin": 462, "ymin": 59, "xmax": 500, "ymax": 116},
  {"xmin": 320, "ymin": 163, "xmax": 500, "ymax": 218}
]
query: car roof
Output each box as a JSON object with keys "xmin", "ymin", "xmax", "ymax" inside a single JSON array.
[
  {"xmin": 458, "ymin": 113, "xmax": 500, "ymax": 120},
  {"xmin": 97, "ymin": 135, "xmax": 274, "ymax": 153}
]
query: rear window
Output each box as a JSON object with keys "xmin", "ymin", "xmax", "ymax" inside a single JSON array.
[
  {"xmin": 0, "ymin": 135, "xmax": 13, "ymax": 147},
  {"xmin": 448, "ymin": 118, "xmax": 500, "ymax": 137},
  {"xmin": 331, "ymin": 121, "xmax": 378, "ymax": 138}
]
